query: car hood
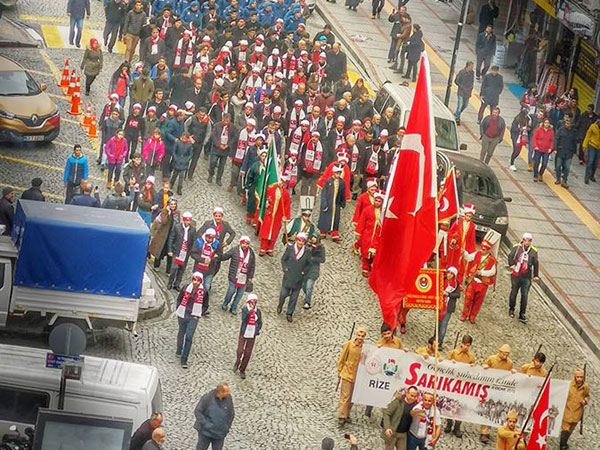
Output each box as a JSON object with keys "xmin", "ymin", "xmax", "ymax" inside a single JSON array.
[
  {"xmin": 0, "ymin": 92, "xmax": 56, "ymax": 117},
  {"xmin": 462, "ymin": 192, "xmax": 508, "ymax": 219}
]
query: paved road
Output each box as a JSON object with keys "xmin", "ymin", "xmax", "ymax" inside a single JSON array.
[{"xmin": 0, "ymin": 1, "xmax": 599, "ymax": 450}]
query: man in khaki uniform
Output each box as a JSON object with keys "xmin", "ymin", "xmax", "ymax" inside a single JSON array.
[
  {"xmin": 445, "ymin": 335, "xmax": 476, "ymax": 438},
  {"xmin": 381, "ymin": 386, "xmax": 419, "ymax": 450},
  {"xmin": 560, "ymin": 367, "xmax": 590, "ymax": 450},
  {"xmin": 337, "ymin": 325, "xmax": 367, "ymax": 426},
  {"xmin": 519, "ymin": 352, "xmax": 547, "ymax": 377},
  {"xmin": 495, "ymin": 410, "xmax": 525, "ymax": 450},
  {"xmin": 481, "ymin": 343, "xmax": 514, "ymax": 443},
  {"xmin": 415, "ymin": 336, "xmax": 440, "ymax": 359},
  {"xmin": 366, "ymin": 323, "xmax": 405, "ymax": 417}
]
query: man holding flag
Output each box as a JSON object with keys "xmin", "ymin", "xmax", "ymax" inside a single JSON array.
[
  {"xmin": 495, "ymin": 410, "xmax": 525, "ymax": 450},
  {"xmin": 369, "ymin": 53, "xmax": 438, "ymax": 329}
]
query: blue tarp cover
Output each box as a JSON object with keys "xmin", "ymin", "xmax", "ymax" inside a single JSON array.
[{"xmin": 12, "ymin": 200, "xmax": 149, "ymax": 298}]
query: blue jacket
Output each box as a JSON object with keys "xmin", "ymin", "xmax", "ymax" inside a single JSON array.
[
  {"xmin": 182, "ymin": 1, "xmax": 203, "ymax": 24},
  {"xmin": 259, "ymin": 9, "xmax": 275, "ymax": 27},
  {"xmin": 164, "ymin": 117, "xmax": 185, "ymax": 148},
  {"xmin": 67, "ymin": 0, "xmax": 91, "ymax": 19},
  {"xmin": 64, "ymin": 154, "xmax": 89, "ymax": 185},
  {"xmin": 284, "ymin": 13, "xmax": 303, "ymax": 33}
]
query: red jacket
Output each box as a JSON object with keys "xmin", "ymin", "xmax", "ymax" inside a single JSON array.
[{"xmin": 532, "ymin": 127, "xmax": 554, "ymax": 153}]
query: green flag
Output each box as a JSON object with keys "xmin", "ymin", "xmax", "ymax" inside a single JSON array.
[{"xmin": 256, "ymin": 134, "xmax": 281, "ymax": 223}]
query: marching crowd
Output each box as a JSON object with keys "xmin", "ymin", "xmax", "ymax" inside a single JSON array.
[{"xmin": 0, "ymin": 0, "xmax": 590, "ymax": 449}]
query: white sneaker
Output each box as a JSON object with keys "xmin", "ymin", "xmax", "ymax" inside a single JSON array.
[
  {"xmin": 509, "ymin": 165, "xmax": 517, "ymax": 172},
  {"xmin": 302, "ymin": 303, "xmax": 311, "ymax": 310}
]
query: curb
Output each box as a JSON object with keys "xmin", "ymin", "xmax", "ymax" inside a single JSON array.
[{"xmin": 316, "ymin": 0, "xmax": 600, "ymax": 358}]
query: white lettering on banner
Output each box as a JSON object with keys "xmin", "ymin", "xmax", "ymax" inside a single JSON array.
[{"xmin": 352, "ymin": 345, "xmax": 569, "ymax": 437}]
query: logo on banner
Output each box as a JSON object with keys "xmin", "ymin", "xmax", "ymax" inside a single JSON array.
[
  {"xmin": 416, "ymin": 273, "xmax": 433, "ymax": 293},
  {"xmin": 383, "ymin": 358, "xmax": 399, "ymax": 377},
  {"xmin": 366, "ymin": 355, "xmax": 382, "ymax": 375}
]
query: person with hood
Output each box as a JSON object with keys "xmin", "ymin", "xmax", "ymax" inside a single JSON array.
[
  {"xmin": 221, "ymin": 236, "xmax": 256, "ymax": 314},
  {"xmin": 64, "ymin": 144, "xmax": 89, "ymax": 204},
  {"xmin": 175, "ymin": 272, "xmax": 205, "ymax": 369},
  {"xmin": 278, "ymin": 233, "xmax": 312, "ymax": 322},
  {"xmin": 402, "ymin": 24, "xmax": 423, "ymax": 82},
  {"xmin": 80, "ymin": 38, "xmax": 103, "ymax": 96},
  {"xmin": 301, "ymin": 233, "xmax": 325, "ymax": 310},
  {"xmin": 167, "ymin": 211, "xmax": 197, "ymax": 290},
  {"xmin": 170, "ymin": 132, "xmax": 194, "ymax": 195},
  {"xmin": 234, "ymin": 293, "xmax": 262, "ymax": 379},
  {"xmin": 149, "ymin": 197, "xmax": 180, "ymax": 274}
]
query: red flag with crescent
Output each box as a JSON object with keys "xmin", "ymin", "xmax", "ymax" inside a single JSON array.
[
  {"xmin": 438, "ymin": 166, "xmax": 459, "ymax": 223},
  {"xmin": 527, "ymin": 379, "xmax": 550, "ymax": 450},
  {"xmin": 369, "ymin": 54, "xmax": 437, "ymax": 328}
]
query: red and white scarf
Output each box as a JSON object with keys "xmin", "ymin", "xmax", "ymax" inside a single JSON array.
[
  {"xmin": 244, "ymin": 74, "xmax": 262, "ymax": 99},
  {"xmin": 234, "ymin": 247, "xmax": 251, "ymax": 287},
  {"xmin": 250, "ymin": 53, "xmax": 264, "ymax": 72},
  {"xmin": 365, "ymin": 149, "xmax": 380, "ymax": 175},
  {"xmin": 334, "ymin": 129, "xmax": 345, "ymax": 149},
  {"xmin": 173, "ymin": 38, "xmax": 194, "ymax": 69},
  {"xmin": 349, "ymin": 143, "xmax": 360, "ymax": 173},
  {"xmin": 244, "ymin": 305, "xmax": 258, "ymax": 338},
  {"xmin": 266, "ymin": 55, "xmax": 282, "ymax": 75},
  {"xmin": 159, "ymin": 17, "xmax": 171, "ymax": 40},
  {"xmin": 288, "ymin": 108, "xmax": 305, "ymax": 136},
  {"xmin": 220, "ymin": 124, "xmax": 230, "ymax": 146},
  {"xmin": 194, "ymin": 240, "xmax": 215, "ymax": 272},
  {"xmin": 282, "ymin": 54, "xmax": 297, "ymax": 79},
  {"xmin": 150, "ymin": 36, "xmax": 160, "ymax": 55},
  {"xmin": 234, "ymin": 128, "xmax": 253, "ymax": 163},
  {"xmin": 288, "ymin": 127, "xmax": 309, "ymax": 156},
  {"xmin": 174, "ymin": 225, "xmax": 191, "ymax": 266},
  {"xmin": 303, "ymin": 139, "xmax": 323, "ymax": 173},
  {"xmin": 176, "ymin": 283, "xmax": 204, "ymax": 318},
  {"xmin": 294, "ymin": 243, "xmax": 305, "ymax": 260},
  {"xmin": 192, "ymin": 52, "xmax": 210, "ymax": 77},
  {"xmin": 282, "ymin": 157, "xmax": 298, "ymax": 189}
]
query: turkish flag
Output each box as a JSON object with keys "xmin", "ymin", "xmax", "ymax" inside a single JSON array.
[
  {"xmin": 438, "ymin": 167, "xmax": 459, "ymax": 222},
  {"xmin": 369, "ymin": 54, "xmax": 437, "ymax": 328},
  {"xmin": 527, "ymin": 379, "xmax": 550, "ymax": 450}
]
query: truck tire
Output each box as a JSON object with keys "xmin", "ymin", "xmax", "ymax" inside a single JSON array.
[{"xmin": 48, "ymin": 318, "xmax": 88, "ymax": 350}]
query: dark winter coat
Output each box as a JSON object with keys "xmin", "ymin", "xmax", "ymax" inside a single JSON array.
[
  {"xmin": 20, "ymin": 187, "xmax": 45, "ymax": 202},
  {"xmin": 193, "ymin": 389, "xmax": 235, "ymax": 440},
  {"xmin": 404, "ymin": 29, "xmax": 424, "ymax": 63},
  {"xmin": 221, "ymin": 245, "xmax": 256, "ymax": 284},
  {"xmin": 0, "ymin": 197, "xmax": 14, "ymax": 236},
  {"xmin": 67, "ymin": 0, "xmax": 90, "ymax": 19},
  {"xmin": 101, "ymin": 191, "xmax": 135, "ymax": 210},
  {"xmin": 280, "ymin": 244, "xmax": 312, "ymax": 289},
  {"xmin": 71, "ymin": 193, "xmax": 101, "ymax": 207},
  {"xmin": 480, "ymin": 72, "xmax": 504, "ymax": 105},
  {"xmin": 454, "ymin": 68, "xmax": 474, "ymax": 98},
  {"xmin": 211, "ymin": 121, "xmax": 238, "ymax": 154},
  {"xmin": 148, "ymin": 208, "xmax": 180, "ymax": 257},
  {"xmin": 305, "ymin": 243, "xmax": 325, "ymax": 280},
  {"xmin": 239, "ymin": 305, "xmax": 262, "ymax": 336},
  {"xmin": 554, "ymin": 124, "xmax": 578, "ymax": 157},
  {"xmin": 475, "ymin": 31, "xmax": 496, "ymax": 57},
  {"xmin": 171, "ymin": 140, "xmax": 194, "ymax": 171},
  {"xmin": 167, "ymin": 221, "xmax": 197, "ymax": 261},
  {"xmin": 317, "ymin": 176, "xmax": 346, "ymax": 232},
  {"xmin": 508, "ymin": 243, "xmax": 539, "ymax": 279},
  {"xmin": 105, "ymin": 0, "xmax": 126, "ymax": 23},
  {"xmin": 123, "ymin": 9, "xmax": 147, "ymax": 36},
  {"xmin": 326, "ymin": 50, "xmax": 347, "ymax": 83},
  {"xmin": 129, "ymin": 419, "xmax": 153, "ymax": 450},
  {"xmin": 478, "ymin": 2, "xmax": 499, "ymax": 31}
]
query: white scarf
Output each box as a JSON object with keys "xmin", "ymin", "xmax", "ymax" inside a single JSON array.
[
  {"xmin": 174, "ymin": 224, "xmax": 190, "ymax": 264},
  {"xmin": 173, "ymin": 38, "xmax": 194, "ymax": 68},
  {"xmin": 243, "ymin": 75, "xmax": 262, "ymax": 99},
  {"xmin": 175, "ymin": 282, "xmax": 204, "ymax": 318},
  {"xmin": 294, "ymin": 243, "xmax": 305, "ymax": 260},
  {"xmin": 234, "ymin": 128, "xmax": 253, "ymax": 163},
  {"xmin": 234, "ymin": 247, "xmax": 251, "ymax": 287}
]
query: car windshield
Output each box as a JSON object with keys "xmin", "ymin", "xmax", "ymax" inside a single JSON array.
[
  {"xmin": 403, "ymin": 113, "xmax": 458, "ymax": 151},
  {"xmin": 0, "ymin": 70, "xmax": 41, "ymax": 96},
  {"xmin": 461, "ymin": 170, "xmax": 500, "ymax": 199}
]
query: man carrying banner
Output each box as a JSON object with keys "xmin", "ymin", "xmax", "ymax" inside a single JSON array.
[
  {"xmin": 445, "ymin": 334, "xmax": 476, "ymax": 438},
  {"xmin": 495, "ymin": 410, "xmax": 525, "ymax": 450},
  {"xmin": 520, "ymin": 352, "xmax": 547, "ymax": 377},
  {"xmin": 415, "ymin": 337, "xmax": 439, "ymax": 359},
  {"xmin": 382, "ymin": 386, "xmax": 419, "ymax": 450},
  {"xmin": 560, "ymin": 367, "xmax": 590, "ymax": 450},
  {"xmin": 337, "ymin": 325, "xmax": 367, "ymax": 426},
  {"xmin": 481, "ymin": 343, "xmax": 514, "ymax": 443},
  {"xmin": 460, "ymin": 231, "xmax": 499, "ymax": 324}
]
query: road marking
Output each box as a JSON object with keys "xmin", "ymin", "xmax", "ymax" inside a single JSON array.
[
  {"xmin": 0, "ymin": 154, "xmax": 104, "ymax": 182},
  {"xmin": 375, "ymin": 0, "xmax": 600, "ymax": 240},
  {"xmin": 40, "ymin": 24, "xmax": 126, "ymax": 54},
  {"xmin": 0, "ymin": 182, "xmax": 63, "ymax": 201},
  {"xmin": 47, "ymin": 93, "xmax": 69, "ymax": 101},
  {"xmin": 39, "ymin": 49, "xmax": 61, "ymax": 81},
  {"xmin": 20, "ymin": 14, "xmax": 105, "ymax": 27}
]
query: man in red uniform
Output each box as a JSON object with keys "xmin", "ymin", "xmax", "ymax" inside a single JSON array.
[
  {"xmin": 354, "ymin": 190, "xmax": 383, "ymax": 277},
  {"xmin": 352, "ymin": 179, "xmax": 378, "ymax": 227},
  {"xmin": 447, "ymin": 204, "xmax": 477, "ymax": 283},
  {"xmin": 460, "ymin": 237, "xmax": 497, "ymax": 324},
  {"xmin": 259, "ymin": 179, "xmax": 291, "ymax": 256}
]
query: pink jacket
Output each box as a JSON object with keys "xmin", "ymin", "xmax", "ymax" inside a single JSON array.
[
  {"xmin": 532, "ymin": 127, "xmax": 554, "ymax": 153},
  {"xmin": 104, "ymin": 136, "xmax": 129, "ymax": 165},
  {"xmin": 142, "ymin": 137, "xmax": 166, "ymax": 166}
]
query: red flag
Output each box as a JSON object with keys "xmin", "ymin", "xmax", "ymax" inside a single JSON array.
[
  {"xmin": 438, "ymin": 167, "xmax": 459, "ymax": 222},
  {"xmin": 369, "ymin": 54, "xmax": 437, "ymax": 328},
  {"xmin": 527, "ymin": 380, "xmax": 550, "ymax": 450}
]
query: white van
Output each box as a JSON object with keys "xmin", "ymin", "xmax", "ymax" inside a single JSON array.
[
  {"xmin": 0, "ymin": 344, "xmax": 161, "ymax": 435},
  {"xmin": 373, "ymin": 81, "xmax": 464, "ymax": 153}
]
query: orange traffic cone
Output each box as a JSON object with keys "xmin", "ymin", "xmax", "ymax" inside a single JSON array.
[
  {"xmin": 88, "ymin": 113, "xmax": 98, "ymax": 138},
  {"xmin": 68, "ymin": 91, "xmax": 82, "ymax": 116},
  {"xmin": 70, "ymin": 76, "xmax": 81, "ymax": 103},
  {"xmin": 66, "ymin": 70, "xmax": 76, "ymax": 98},
  {"xmin": 58, "ymin": 60, "xmax": 70, "ymax": 90},
  {"xmin": 81, "ymin": 103, "xmax": 93, "ymax": 127}
]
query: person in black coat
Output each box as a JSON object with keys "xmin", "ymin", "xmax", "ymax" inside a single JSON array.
[
  {"xmin": 170, "ymin": 133, "xmax": 194, "ymax": 195},
  {"xmin": 477, "ymin": 66, "xmax": 503, "ymax": 123},
  {"xmin": 358, "ymin": 140, "xmax": 388, "ymax": 182},
  {"xmin": 20, "ymin": 178, "xmax": 45, "ymax": 202},
  {"xmin": 402, "ymin": 25, "xmax": 423, "ymax": 82},
  {"xmin": 140, "ymin": 429, "xmax": 165, "ymax": 450},
  {"xmin": 301, "ymin": 234, "xmax": 325, "ymax": 310},
  {"xmin": 234, "ymin": 293, "xmax": 262, "ymax": 379},
  {"xmin": 475, "ymin": 25, "xmax": 496, "ymax": 80},
  {"xmin": 167, "ymin": 212, "xmax": 197, "ymax": 290},
  {"xmin": 209, "ymin": 114, "xmax": 237, "ymax": 185},
  {"xmin": 326, "ymin": 44, "xmax": 347, "ymax": 85},
  {"xmin": 104, "ymin": 0, "xmax": 126, "ymax": 53},
  {"xmin": 554, "ymin": 118, "xmax": 578, "ymax": 187},
  {"xmin": 317, "ymin": 166, "xmax": 346, "ymax": 241},
  {"xmin": 278, "ymin": 233, "xmax": 312, "ymax": 322},
  {"xmin": 220, "ymin": 236, "xmax": 256, "ymax": 314},
  {"xmin": 0, "ymin": 187, "xmax": 14, "ymax": 236},
  {"xmin": 71, "ymin": 182, "xmax": 101, "ymax": 207},
  {"xmin": 478, "ymin": 0, "xmax": 499, "ymax": 32},
  {"xmin": 129, "ymin": 413, "xmax": 163, "ymax": 450}
]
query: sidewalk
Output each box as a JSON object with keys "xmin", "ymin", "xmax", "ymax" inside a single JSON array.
[{"xmin": 316, "ymin": 0, "xmax": 600, "ymax": 356}]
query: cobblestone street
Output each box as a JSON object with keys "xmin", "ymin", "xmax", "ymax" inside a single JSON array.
[{"xmin": 0, "ymin": 0, "xmax": 599, "ymax": 449}]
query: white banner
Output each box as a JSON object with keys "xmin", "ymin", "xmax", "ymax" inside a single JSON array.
[{"xmin": 352, "ymin": 345, "xmax": 569, "ymax": 437}]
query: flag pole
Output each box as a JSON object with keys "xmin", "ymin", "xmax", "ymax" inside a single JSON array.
[{"xmin": 513, "ymin": 361, "xmax": 556, "ymax": 450}]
